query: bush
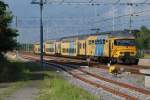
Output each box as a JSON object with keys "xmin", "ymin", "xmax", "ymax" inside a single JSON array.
[
  {"xmin": 25, "ymin": 62, "xmax": 43, "ymax": 72},
  {"xmin": 0, "ymin": 62, "xmax": 29, "ymax": 82}
]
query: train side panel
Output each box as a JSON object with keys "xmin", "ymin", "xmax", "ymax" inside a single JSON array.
[
  {"xmin": 45, "ymin": 41, "xmax": 56, "ymax": 55},
  {"xmin": 61, "ymin": 38, "xmax": 78, "ymax": 56},
  {"xmin": 86, "ymin": 35, "xmax": 109, "ymax": 57},
  {"xmin": 61, "ymin": 41, "xmax": 70, "ymax": 56},
  {"xmin": 55, "ymin": 41, "xmax": 61, "ymax": 55},
  {"xmin": 78, "ymin": 40, "xmax": 86, "ymax": 56},
  {"xmin": 94, "ymin": 35, "xmax": 109, "ymax": 57},
  {"xmin": 33, "ymin": 43, "xmax": 40, "ymax": 54},
  {"xmin": 103, "ymin": 38, "xmax": 110, "ymax": 57},
  {"xmin": 86, "ymin": 36, "xmax": 97, "ymax": 56}
]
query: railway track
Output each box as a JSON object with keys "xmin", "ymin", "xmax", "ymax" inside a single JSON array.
[
  {"xmin": 20, "ymin": 52, "xmax": 150, "ymax": 75},
  {"xmin": 20, "ymin": 54, "xmax": 150, "ymax": 100}
]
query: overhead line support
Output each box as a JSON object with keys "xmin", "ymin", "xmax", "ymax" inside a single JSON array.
[{"xmin": 31, "ymin": 0, "xmax": 46, "ymax": 67}]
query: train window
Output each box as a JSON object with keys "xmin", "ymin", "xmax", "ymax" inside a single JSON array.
[
  {"xmin": 73, "ymin": 48, "xmax": 75, "ymax": 53},
  {"xmin": 103, "ymin": 39, "xmax": 105, "ymax": 44},
  {"xmin": 63, "ymin": 48, "xmax": 65, "ymax": 53},
  {"xmin": 95, "ymin": 40, "xmax": 100, "ymax": 44},
  {"xmin": 49, "ymin": 48, "xmax": 53, "ymax": 52},
  {"xmin": 72, "ymin": 48, "xmax": 75, "ymax": 53},
  {"xmin": 64, "ymin": 49, "xmax": 66, "ymax": 53},
  {"xmin": 48, "ymin": 48, "xmax": 51, "ymax": 52},
  {"xmin": 99, "ymin": 40, "xmax": 101, "ymax": 44},
  {"xmin": 79, "ymin": 43, "xmax": 81, "ymax": 49},
  {"xmin": 65, "ymin": 49, "xmax": 67, "ymax": 53},
  {"xmin": 89, "ymin": 40, "xmax": 92, "ymax": 45},
  {"xmin": 95, "ymin": 40, "xmax": 98, "ymax": 44},
  {"xmin": 51, "ymin": 48, "xmax": 54, "ymax": 52},
  {"xmin": 92, "ymin": 40, "xmax": 95, "ymax": 44},
  {"xmin": 83, "ymin": 43, "xmax": 85, "ymax": 48}
]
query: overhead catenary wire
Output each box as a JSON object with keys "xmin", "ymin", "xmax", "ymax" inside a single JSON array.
[
  {"xmin": 19, "ymin": 0, "xmax": 150, "ymax": 33},
  {"xmin": 87, "ymin": 9, "xmax": 150, "ymax": 25},
  {"xmin": 13, "ymin": 8, "xmax": 150, "ymax": 27},
  {"xmin": 45, "ymin": 0, "xmax": 150, "ymax": 5}
]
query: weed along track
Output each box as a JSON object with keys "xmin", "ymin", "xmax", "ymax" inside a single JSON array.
[{"xmin": 21, "ymin": 54, "xmax": 150, "ymax": 100}]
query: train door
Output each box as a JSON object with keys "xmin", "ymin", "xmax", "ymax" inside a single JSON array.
[{"xmin": 109, "ymin": 40, "xmax": 111, "ymax": 58}]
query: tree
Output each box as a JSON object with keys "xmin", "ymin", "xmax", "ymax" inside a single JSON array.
[
  {"xmin": 135, "ymin": 26, "xmax": 150, "ymax": 50},
  {"xmin": 0, "ymin": 1, "xmax": 18, "ymax": 60}
]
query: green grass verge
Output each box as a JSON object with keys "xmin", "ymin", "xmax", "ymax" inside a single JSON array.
[
  {"xmin": 37, "ymin": 71, "xmax": 98, "ymax": 100},
  {"xmin": 0, "ymin": 61, "xmax": 44, "ymax": 82},
  {"xmin": 0, "ymin": 60, "xmax": 98, "ymax": 100}
]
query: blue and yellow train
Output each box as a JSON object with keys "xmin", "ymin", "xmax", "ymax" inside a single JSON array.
[{"xmin": 33, "ymin": 32, "xmax": 139, "ymax": 64}]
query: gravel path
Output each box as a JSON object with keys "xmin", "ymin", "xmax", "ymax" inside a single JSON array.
[
  {"xmin": 0, "ymin": 83, "xmax": 12, "ymax": 94},
  {"xmin": 4, "ymin": 80, "xmax": 40, "ymax": 100},
  {"xmin": 86, "ymin": 67, "xmax": 146, "ymax": 88}
]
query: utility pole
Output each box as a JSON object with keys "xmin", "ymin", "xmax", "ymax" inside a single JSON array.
[
  {"xmin": 129, "ymin": 14, "xmax": 132, "ymax": 34},
  {"xmin": 128, "ymin": 3, "xmax": 139, "ymax": 34},
  {"xmin": 129, "ymin": 3, "xmax": 133, "ymax": 34},
  {"xmin": 15, "ymin": 16, "xmax": 19, "ymax": 58},
  {"xmin": 112, "ymin": 5, "xmax": 115, "ymax": 32},
  {"xmin": 31, "ymin": 0, "xmax": 46, "ymax": 66}
]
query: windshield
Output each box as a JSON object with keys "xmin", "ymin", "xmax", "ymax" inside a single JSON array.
[{"xmin": 114, "ymin": 39, "xmax": 135, "ymax": 46}]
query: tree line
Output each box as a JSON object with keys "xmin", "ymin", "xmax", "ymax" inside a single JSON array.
[
  {"xmin": 0, "ymin": 1, "xmax": 18, "ymax": 61},
  {"xmin": 133, "ymin": 26, "xmax": 150, "ymax": 50}
]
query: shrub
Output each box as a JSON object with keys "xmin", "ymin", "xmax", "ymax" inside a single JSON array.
[{"xmin": 0, "ymin": 62, "xmax": 29, "ymax": 82}]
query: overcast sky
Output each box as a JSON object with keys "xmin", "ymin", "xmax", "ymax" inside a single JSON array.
[{"xmin": 4, "ymin": 0, "xmax": 150, "ymax": 43}]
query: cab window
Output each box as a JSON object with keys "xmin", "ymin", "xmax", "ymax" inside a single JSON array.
[{"xmin": 114, "ymin": 39, "xmax": 135, "ymax": 46}]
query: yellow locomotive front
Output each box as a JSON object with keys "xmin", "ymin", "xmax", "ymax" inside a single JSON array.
[{"xmin": 111, "ymin": 37, "xmax": 139, "ymax": 64}]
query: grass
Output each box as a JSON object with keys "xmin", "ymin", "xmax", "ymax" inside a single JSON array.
[
  {"xmin": 37, "ymin": 71, "xmax": 98, "ymax": 100},
  {"xmin": 0, "ymin": 61, "xmax": 44, "ymax": 82},
  {"xmin": 0, "ymin": 82, "xmax": 26, "ymax": 100},
  {"xmin": 143, "ymin": 54, "xmax": 150, "ymax": 59},
  {"xmin": 0, "ymin": 59, "xmax": 98, "ymax": 100}
]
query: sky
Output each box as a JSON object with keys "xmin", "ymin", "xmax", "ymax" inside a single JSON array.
[{"xmin": 4, "ymin": 0, "xmax": 150, "ymax": 43}]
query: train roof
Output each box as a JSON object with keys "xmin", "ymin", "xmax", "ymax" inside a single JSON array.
[
  {"xmin": 60, "ymin": 30, "xmax": 135, "ymax": 40},
  {"xmin": 34, "ymin": 41, "xmax": 40, "ymax": 45},
  {"xmin": 34, "ymin": 30, "xmax": 137, "ymax": 44},
  {"xmin": 45, "ymin": 39, "xmax": 56, "ymax": 43}
]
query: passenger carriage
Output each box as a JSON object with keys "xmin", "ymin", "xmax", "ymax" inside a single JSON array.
[
  {"xmin": 61, "ymin": 37, "xmax": 78, "ymax": 56},
  {"xmin": 44, "ymin": 40, "xmax": 56, "ymax": 55},
  {"xmin": 33, "ymin": 42, "xmax": 41, "ymax": 54}
]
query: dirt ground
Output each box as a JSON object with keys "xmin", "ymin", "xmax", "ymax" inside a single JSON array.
[{"xmin": 3, "ymin": 80, "xmax": 41, "ymax": 100}]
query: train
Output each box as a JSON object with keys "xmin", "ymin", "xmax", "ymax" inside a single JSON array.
[{"xmin": 33, "ymin": 32, "xmax": 139, "ymax": 64}]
